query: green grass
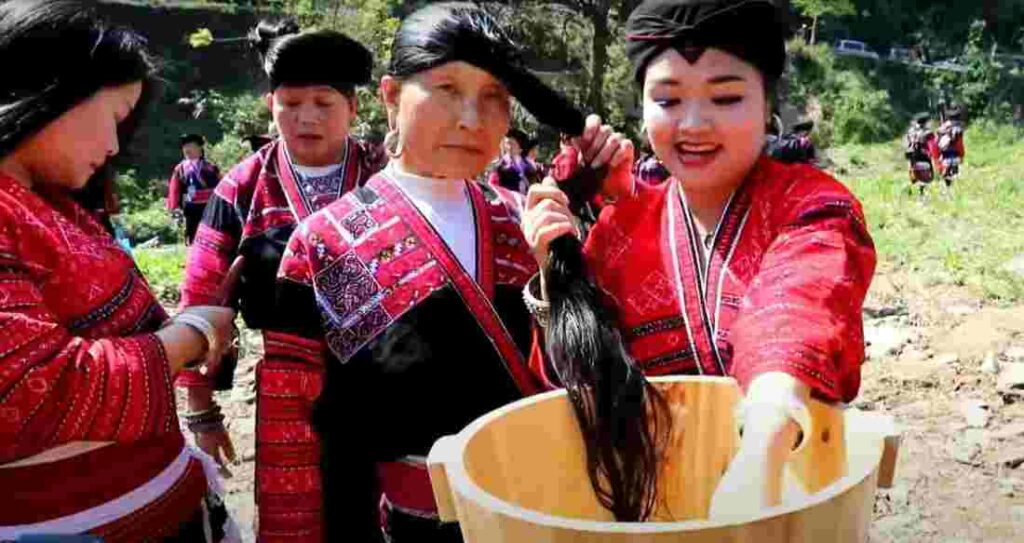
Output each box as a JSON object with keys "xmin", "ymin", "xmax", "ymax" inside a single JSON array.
[
  {"xmin": 134, "ymin": 245, "xmax": 186, "ymax": 306},
  {"xmin": 832, "ymin": 121, "xmax": 1024, "ymax": 301}
]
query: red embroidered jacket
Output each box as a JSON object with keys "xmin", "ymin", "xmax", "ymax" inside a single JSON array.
[
  {"xmin": 0, "ymin": 174, "xmax": 207, "ymax": 539},
  {"xmin": 530, "ymin": 157, "xmax": 876, "ymax": 403}
]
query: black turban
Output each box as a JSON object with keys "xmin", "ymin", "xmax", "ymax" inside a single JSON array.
[
  {"xmin": 263, "ymin": 30, "xmax": 373, "ymax": 94},
  {"xmin": 625, "ymin": 0, "xmax": 791, "ymax": 85},
  {"xmin": 389, "ymin": 2, "xmax": 585, "ymax": 136}
]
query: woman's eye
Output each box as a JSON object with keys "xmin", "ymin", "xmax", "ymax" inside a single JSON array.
[
  {"xmin": 315, "ymin": 100, "xmax": 334, "ymax": 108},
  {"xmin": 654, "ymin": 98, "xmax": 680, "ymax": 108},
  {"xmin": 712, "ymin": 95, "xmax": 744, "ymax": 106}
]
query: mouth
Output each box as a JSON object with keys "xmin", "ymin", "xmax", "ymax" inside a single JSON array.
[
  {"xmin": 296, "ymin": 134, "xmax": 324, "ymax": 142},
  {"xmin": 441, "ymin": 144, "xmax": 483, "ymax": 155},
  {"xmin": 674, "ymin": 141, "xmax": 722, "ymax": 167}
]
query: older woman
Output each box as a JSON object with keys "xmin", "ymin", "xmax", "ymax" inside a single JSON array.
[{"xmin": 262, "ymin": 3, "xmax": 628, "ymax": 541}]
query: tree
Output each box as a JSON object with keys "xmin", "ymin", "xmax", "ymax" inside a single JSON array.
[{"xmin": 793, "ymin": 0, "xmax": 856, "ymax": 45}]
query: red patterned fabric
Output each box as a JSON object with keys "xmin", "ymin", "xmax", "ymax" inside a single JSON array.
[
  {"xmin": 167, "ymin": 158, "xmax": 221, "ymax": 211},
  {"xmin": 264, "ymin": 174, "xmax": 537, "ymax": 541},
  {"xmin": 0, "ymin": 173, "xmax": 207, "ymax": 536},
  {"xmin": 531, "ymin": 157, "xmax": 876, "ymax": 402},
  {"xmin": 176, "ymin": 137, "xmax": 381, "ymax": 388}
]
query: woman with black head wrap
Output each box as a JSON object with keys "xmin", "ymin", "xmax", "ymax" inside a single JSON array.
[
  {"xmin": 270, "ymin": 2, "xmax": 630, "ymax": 540},
  {"xmin": 173, "ymin": 18, "xmax": 386, "ymax": 539},
  {"xmin": 523, "ymin": 0, "xmax": 876, "ymax": 520}
]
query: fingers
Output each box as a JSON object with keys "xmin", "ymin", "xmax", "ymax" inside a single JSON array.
[
  {"xmin": 584, "ymin": 125, "xmax": 614, "ymax": 164},
  {"xmin": 526, "ymin": 181, "xmax": 570, "ymax": 211},
  {"xmin": 591, "ymin": 131, "xmax": 625, "ymax": 169},
  {"xmin": 580, "ymin": 114, "xmax": 602, "ymax": 149},
  {"xmin": 610, "ymin": 138, "xmax": 635, "ymax": 169}
]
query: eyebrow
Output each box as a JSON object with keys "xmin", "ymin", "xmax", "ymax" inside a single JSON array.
[{"xmin": 708, "ymin": 75, "xmax": 745, "ymax": 84}]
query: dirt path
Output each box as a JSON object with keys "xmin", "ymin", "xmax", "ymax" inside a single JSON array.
[{"xmin": 194, "ymin": 270, "xmax": 1024, "ymax": 542}]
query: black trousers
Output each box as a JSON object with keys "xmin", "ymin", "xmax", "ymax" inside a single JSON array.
[{"xmin": 183, "ymin": 203, "xmax": 206, "ymax": 245}]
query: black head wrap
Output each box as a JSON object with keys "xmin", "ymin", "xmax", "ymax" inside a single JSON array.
[
  {"xmin": 252, "ymin": 20, "xmax": 373, "ymax": 94},
  {"xmin": 179, "ymin": 133, "xmax": 205, "ymax": 147},
  {"xmin": 625, "ymin": 0, "xmax": 790, "ymax": 86},
  {"xmin": 388, "ymin": 2, "xmax": 585, "ymax": 135}
]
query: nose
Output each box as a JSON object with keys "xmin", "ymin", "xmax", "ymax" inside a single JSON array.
[
  {"xmin": 679, "ymin": 99, "xmax": 712, "ymax": 133},
  {"xmin": 456, "ymin": 97, "xmax": 482, "ymax": 131},
  {"xmin": 296, "ymin": 103, "xmax": 321, "ymax": 125}
]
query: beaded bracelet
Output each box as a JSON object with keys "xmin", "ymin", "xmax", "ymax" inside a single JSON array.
[{"xmin": 182, "ymin": 404, "xmax": 226, "ymax": 434}]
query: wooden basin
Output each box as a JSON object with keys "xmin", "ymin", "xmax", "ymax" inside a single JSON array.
[{"xmin": 428, "ymin": 376, "xmax": 899, "ymax": 542}]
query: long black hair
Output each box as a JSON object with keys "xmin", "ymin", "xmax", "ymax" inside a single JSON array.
[
  {"xmin": 547, "ymin": 164, "xmax": 670, "ymax": 522},
  {"xmin": 0, "ymin": 0, "xmax": 156, "ymax": 161}
]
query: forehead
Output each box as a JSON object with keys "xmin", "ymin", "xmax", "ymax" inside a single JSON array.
[
  {"xmin": 274, "ymin": 85, "xmax": 343, "ymax": 99},
  {"xmin": 644, "ymin": 47, "xmax": 761, "ymax": 87},
  {"xmin": 417, "ymin": 61, "xmax": 507, "ymax": 91}
]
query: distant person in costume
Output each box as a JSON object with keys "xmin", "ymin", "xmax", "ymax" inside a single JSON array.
[
  {"xmin": 488, "ymin": 128, "xmax": 541, "ymax": 193},
  {"xmin": 0, "ymin": 1, "xmax": 238, "ymax": 539},
  {"xmin": 167, "ymin": 133, "xmax": 221, "ymax": 244},
  {"xmin": 769, "ymin": 118, "xmax": 817, "ymax": 165},
  {"xmin": 523, "ymin": 0, "xmax": 876, "ymax": 521},
  {"xmin": 904, "ymin": 112, "xmax": 938, "ymax": 195},
  {"xmin": 936, "ymin": 107, "xmax": 966, "ymax": 188},
  {"xmin": 175, "ymin": 19, "xmax": 385, "ymax": 539}
]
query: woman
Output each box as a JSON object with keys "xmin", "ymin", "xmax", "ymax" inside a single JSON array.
[
  {"xmin": 268, "ymin": 3, "xmax": 627, "ymax": 541},
  {"xmin": 0, "ymin": 1, "xmax": 237, "ymax": 539},
  {"xmin": 167, "ymin": 133, "xmax": 222, "ymax": 244},
  {"xmin": 175, "ymin": 19, "xmax": 384, "ymax": 513},
  {"xmin": 523, "ymin": 0, "xmax": 876, "ymax": 520},
  {"xmin": 488, "ymin": 128, "xmax": 540, "ymax": 193}
]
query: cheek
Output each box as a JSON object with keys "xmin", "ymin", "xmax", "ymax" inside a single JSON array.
[
  {"xmin": 718, "ymin": 106, "xmax": 765, "ymax": 156},
  {"xmin": 399, "ymin": 96, "xmax": 449, "ymax": 149},
  {"xmin": 643, "ymin": 106, "xmax": 678, "ymax": 153}
]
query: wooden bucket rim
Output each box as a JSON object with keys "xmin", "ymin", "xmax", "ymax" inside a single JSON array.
[{"xmin": 441, "ymin": 375, "xmax": 886, "ymax": 533}]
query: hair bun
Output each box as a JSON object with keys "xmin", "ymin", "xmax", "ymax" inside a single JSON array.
[{"xmin": 250, "ymin": 18, "xmax": 300, "ymax": 57}]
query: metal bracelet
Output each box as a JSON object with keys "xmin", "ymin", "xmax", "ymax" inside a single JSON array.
[{"xmin": 522, "ymin": 273, "xmax": 550, "ymax": 328}]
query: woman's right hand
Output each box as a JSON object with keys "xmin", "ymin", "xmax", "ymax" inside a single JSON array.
[{"xmin": 524, "ymin": 177, "xmax": 575, "ymax": 270}]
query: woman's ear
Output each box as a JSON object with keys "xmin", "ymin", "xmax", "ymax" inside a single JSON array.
[
  {"xmin": 380, "ymin": 75, "xmax": 401, "ymax": 128},
  {"xmin": 264, "ymin": 92, "xmax": 274, "ymax": 112}
]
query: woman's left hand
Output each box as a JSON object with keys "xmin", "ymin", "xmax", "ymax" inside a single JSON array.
[{"xmin": 708, "ymin": 373, "xmax": 810, "ymax": 520}]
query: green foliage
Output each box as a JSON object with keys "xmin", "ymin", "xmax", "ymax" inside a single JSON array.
[
  {"xmin": 134, "ymin": 246, "xmax": 187, "ymax": 306},
  {"xmin": 115, "ymin": 169, "xmax": 164, "ymax": 211},
  {"xmin": 121, "ymin": 200, "xmax": 182, "ymax": 245},
  {"xmin": 198, "ymin": 90, "xmax": 271, "ymax": 139},
  {"xmin": 207, "ymin": 136, "xmax": 251, "ymax": 175},
  {"xmin": 833, "ymin": 121, "xmax": 1024, "ymax": 301},
  {"xmin": 793, "ymin": 0, "xmax": 856, "ymax": 19},
  {"xmin": 787, "ymin": 40, "xmax": 898, "ymax": 145},
  {"xmin": 189, "ymin": 28, "xmax": 215, "ymax": 48}
]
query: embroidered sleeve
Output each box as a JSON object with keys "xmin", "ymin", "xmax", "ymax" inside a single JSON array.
[
  {"xmin": 0, "ymin": 230, "xmax": 176, "ymax": 462},
  {"xmin": 176, "ymin": 174, "xmax": 246, "ymax": 389},
  {"xmin": 252, "ymin": 228, "xmax": 331, "ymax": 541},
  {"xmin": 166, "ymin": 164, "xmax": 182, "ymax": 211},
  {"xmin": 729, "ymin": 197, "xmax": 876, "ymax": 403}
]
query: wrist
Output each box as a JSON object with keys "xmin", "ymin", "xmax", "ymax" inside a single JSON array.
[{"xmin": 187, "ymin": 386, "xmax": 215, "ymax": 411}]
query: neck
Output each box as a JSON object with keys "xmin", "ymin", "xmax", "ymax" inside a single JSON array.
[
  {"xmin": 680, "ymin": 178, "xmax": 742, "ymax": 234},
  {"xmin": 288, "ymin": 138, "xmax": 347, "ymax": 168},
  {"xmin": 0, "ymin": 157, "xmax": 33, "ymax": 189},
  {"xmin": 394, "ymin": 156, "xmax": 458, "ymax": 181}
]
